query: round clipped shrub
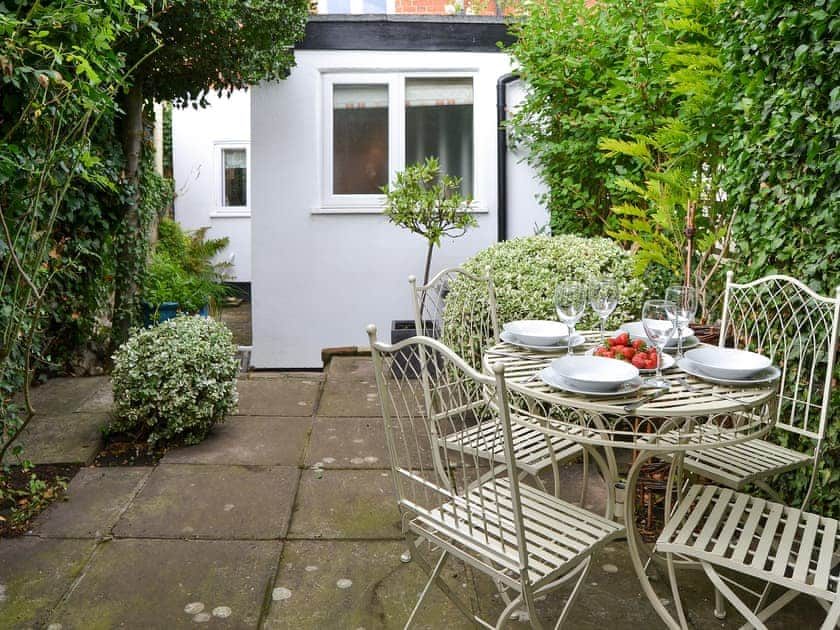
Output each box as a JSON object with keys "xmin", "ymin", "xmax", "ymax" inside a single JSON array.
[
  {"xmin": 444, "ymin": 235, "xmax": 647, "ymax": 364},
  {"xmin": 111, "ymin": 316, "xmax": 239, "ymax": 446}
]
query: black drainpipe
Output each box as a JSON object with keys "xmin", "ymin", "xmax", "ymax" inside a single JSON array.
[{"xmin": 496, "ymin": 72, "xmax": 519, "ymax": 242}]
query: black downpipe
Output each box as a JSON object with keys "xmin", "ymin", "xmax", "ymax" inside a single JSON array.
[{"xmin": 496, "ymin": 73, "xmax": 519, "ymax": 242}]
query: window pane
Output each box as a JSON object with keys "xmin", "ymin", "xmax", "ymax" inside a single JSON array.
[
  {"xmin": 326, "ymin": 0, "xmax": 352, "ymax": 12},
  {"xmin": 405, "ymin": 78, "xmax": 474, "ymax": 197},
  {"xmin": 362, "ymin": 0, "xmax": 386, "ymax": 11},
  {"xmin": 223, "ymin": 148, "xmax": 247, "ymax": 207},
  {"xmin": 333, "ymin": 84, "xmax": 389, "ymax": 195}
]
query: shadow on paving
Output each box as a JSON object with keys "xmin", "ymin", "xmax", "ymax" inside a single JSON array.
[{"xmin": 0, "ymin": 357, "xmax": 831, "ymax": 629}]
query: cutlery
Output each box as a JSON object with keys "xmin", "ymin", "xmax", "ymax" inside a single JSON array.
[
  {"xmin": 623, "ymin": 387, "xmax": 668, "ymax": 413},
  {"xmin": 486, "ymin": 350, "xmax": 553, "ymax": 362},
  {"xmin": 679, "ymin": 377, "xmax": 748, "ymax": 406}
]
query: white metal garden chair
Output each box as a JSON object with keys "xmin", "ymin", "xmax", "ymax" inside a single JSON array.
[
  {"xmin": 661, "ymin": 272, "xmax": 840, "ymax": 625},
  {"xmin": 410, "ymin": 267, "xmax": 587, "ymax": 500},
  {"xmin": 367, "ymin": 325, "xmax": 624, "ymax": 629},
  {"xmin": 657, "ymin": 484, "xmax": 840, "ymax": 629},
  {"xmin": 680, "ymin": 272, "xmax": 840, "ymax": 506}
]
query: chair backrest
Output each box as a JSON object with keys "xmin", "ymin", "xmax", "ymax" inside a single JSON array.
[
  {"xmin": 719, "ymin": 271, "xmax": 840, "ymax": 443},
  {"xmin": 410, "ymin": 266, "xmax": 500, "ymax": 371},
  {"xmin": 366, "ymin": 325, "xmax": 532, "ymax": 584}
]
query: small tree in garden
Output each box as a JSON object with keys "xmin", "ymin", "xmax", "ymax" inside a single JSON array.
[{"xmin": 381, "ymin": 157, "xmax": 479, "ymax": 288}]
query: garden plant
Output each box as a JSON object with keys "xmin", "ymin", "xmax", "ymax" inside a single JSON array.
[
  {"xmin": 381, "ymin": 156, "xmax": 478, "ymax": 289},
  {"xmin": 110, "ymin": 316, "xmax": 239, "ymax": 447},
  {"xmin": 443, "ymin": 235, "xmax": 647, "ymax": 367}
]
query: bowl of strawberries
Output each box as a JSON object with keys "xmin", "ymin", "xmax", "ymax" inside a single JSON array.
[{"xmin": 591, "ymin": 332, "xmax": 670, "ymax": 372}]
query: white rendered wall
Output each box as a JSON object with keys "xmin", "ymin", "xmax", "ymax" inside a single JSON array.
[
  {"xmin": 251, "ymin": 50, "xmax": 545, "ymax": 367},
  {"xmin": 172, "ymin": 91, "xmax": 251, "ymax": 282},
  {"xmin": 506, "ymin": 80, "xmax": 550, "ymax": 237}
]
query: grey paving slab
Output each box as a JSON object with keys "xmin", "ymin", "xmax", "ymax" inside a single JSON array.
[
  {"xmin": 263, "ymin": 540, "xmax": 477, "ymax": 630},
  {"xmin": 305, "ymin": 417, "xmax": 389, "ymax": 468},
  {"xmin": 3, "ymin": 412, "xmax": 107, "ymax": 465},
  {"xmin": 324, "ymin": 356, "xmax": 375, "ymax": 382},
  {"xmin": 76, "ymin": 380, "xmax": 113, "ymax": 414},
  {"xmin": 48, "ymin": 539, "xmax": 281, "ymax": 630},
  {"xmin": 31, "ymin": 467, "xmax": 152, "ymax": 539},
  {"xmin": 113, "ymin": 464, "xmax": 299, "ymax": 540},
  {"xmin": 288, "ymin": 469, "xmax": 400, "ymax": 540},
  {"xmin": 162, "ymin": 417, "xmax": 312, "ymax": 466},
  {"xmin": 26, "ymin": 376, "xmax": 108, "ymax": 415},
  {"xmin": 0, "ymin": 537, "xmax": 96, "ymax": 630},
  {"xmin": 317, "ymin": 378, "xmax": 382, "ymax": 417},
  {"xmin": 235, "ymin": 376, "xmax": 321, "ymax": 416}
]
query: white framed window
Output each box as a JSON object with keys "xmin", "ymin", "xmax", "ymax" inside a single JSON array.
[
  {"xmin": 320, "ymin": 72, "xmax": 476, "ymax": 213},
  {"xmin": 214, "ymin": 142, "xmax": 250, "ymax": 216},
  {"xmin": 317, "ymin": 0, "xmax": 394, "ymax": 13}
]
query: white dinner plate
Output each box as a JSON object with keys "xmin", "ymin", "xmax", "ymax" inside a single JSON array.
[
  {"xmin": 584, "ymin": 347, "xmax": 676, "ymax": 373},
  {"xmin": 678, "ymin": 358, "xmax": 781, "ymax": 387},
  {"xmin": 538, "ymin": 368, "xmax": 643, "ymax": 397},
  {"xmin": 500, "ymin": 330, "xmax": 586, "ymax": 352}
]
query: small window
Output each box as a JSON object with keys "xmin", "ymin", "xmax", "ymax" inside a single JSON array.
[
  {"xmin": 222, "ymin": 148, "xmax": 247, "ymax": 207},
  {"xmin": 318, "ymin": 0, "xmax": 391, "ymax": 13},
  {"xmin": 332, "ymin": 84, "xmax": 389, "ymax": 195},
  {"xmin": 405, "ymin": 78, "xmax": 474, "ymax": 197}
]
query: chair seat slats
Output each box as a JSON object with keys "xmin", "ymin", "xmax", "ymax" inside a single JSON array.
[
  {"xmin": 442, "ymin": 418, "xmax": 583, "ymax": 474},
  {"xmin": 658, "ymin": 485, "xmax": 840, "ymax": 602},
  {"xmin": 647, "ymin": 434, "xmax": 812, "ymax": 487},
  {"xmin": 418, "ymin": 477, "xmax": 623, "ymax": 586}
]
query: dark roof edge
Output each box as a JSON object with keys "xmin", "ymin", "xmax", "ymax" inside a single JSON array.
[{"xmin": 298, "ymin": 15, "xmax": 516, "ymax": 52}]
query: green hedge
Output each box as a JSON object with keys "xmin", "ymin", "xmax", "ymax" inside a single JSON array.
[{"xmin": 443, "ymin": 235, "xmax": 647, "ymax": 367}]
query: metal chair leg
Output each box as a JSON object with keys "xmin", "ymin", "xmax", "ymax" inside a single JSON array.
[
  {"xmin": 407, "ymin": 546, "xmax": 477, "ymax": 628},
  {"xmin": 702, "ymin": 563, "xmax": 767, "ymax": 630}
]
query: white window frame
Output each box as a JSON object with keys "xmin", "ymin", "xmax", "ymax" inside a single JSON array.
[
  {"xmin": 213, "ymin": 142, "xmax": 250, "ymax": 217},
  {"xmin": 318, "ymin": 70, "xmax": 479, "ymax": 214},
  {"xmin": 316, "ymin": 0, "xmax": 395, "ymax": 14}
]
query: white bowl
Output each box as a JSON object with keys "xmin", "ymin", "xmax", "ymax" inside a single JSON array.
[
  {"xmin": 621, "ymin": 321, "xmax": 694, "ymax": 347},
  {"xmin": 684, "ymin": 347, "xmax": 771, "ymax": 380},
  {"xmin": 503, "ymin": 320, "xmax": 569, "ymax": 346},
  {"xmin": 550, "ymin": 355, "xmax": 639, "ymax": 392}
]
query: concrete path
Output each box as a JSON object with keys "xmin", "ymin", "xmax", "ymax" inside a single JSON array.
[{"xmin": 0, "ymin": 358, "xmax": 826, "ymax": 629}]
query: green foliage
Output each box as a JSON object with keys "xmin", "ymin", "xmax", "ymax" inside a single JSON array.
[
  {"xmin": 0, "ymin": 464, "xmax": 69, "ymax": 530},
  {"xmin": 121, "ymin": 0, "xmax": 310, "ymax": 106},
  {"xmin": 0, "ymin": 0, "xmax": 140, "ymax": 463},
  {"xmin": 716, "ymin": 0, "xmax": 840, "ymax": 517},
  {"xmin": 381, "ymin": 157, "xmax": 478, "ymax": 285},
  {"xmin": 505, "ymin": 0, "xmax": 678, "ymax": 236},
  {"xmin": 110, "ymin": 316, "xmax": 239, "ymax": 446},
  {"xmin": 602, "ymin": 0, "xmax": 735, "ymax": 321},
  {"xmin": 443, "ymin": 235, "xmax": 647, "ymax": 365},
  {"xmin": 143, "ymin": 218, "xmax": 230, "ymax": 314}
]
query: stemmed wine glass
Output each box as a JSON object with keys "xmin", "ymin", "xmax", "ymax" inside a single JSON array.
[
  {"xmin": 589, "ymin": 279, "xmax": 619, "ymax": 344},
  {"xmin": 665, "ymin": 286, "xmax": 698, "ymax": 360},
  {"xmin": 554, "ymin": 281, "xmax": 587, "ymax": 355},
  {"xmin": 641, "ymin": 299, "xmax": 677, "ymax": 388}
]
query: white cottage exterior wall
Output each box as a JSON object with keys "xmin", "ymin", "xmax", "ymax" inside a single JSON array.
[
  {"xmin": 252, "ymin": 49, "xmax": 534, "ymax": 367},
  {"xmin": 172, "ymin": 90, "xmax": 252, "ymax": 282}
]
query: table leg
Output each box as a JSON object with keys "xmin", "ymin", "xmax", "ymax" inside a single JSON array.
[{"xmin": 625, "ymin": 448, "xmax": 684, "ymax": 630}]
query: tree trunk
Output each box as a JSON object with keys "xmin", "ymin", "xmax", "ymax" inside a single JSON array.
[{"xmin": 110, "ymin": 82, "xmax": 145, "ymax": 351}]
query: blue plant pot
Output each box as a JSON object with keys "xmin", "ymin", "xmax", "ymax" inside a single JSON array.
[{"xmin": 142, "ymin": 302, "xmax": 179, "ymax": 327}]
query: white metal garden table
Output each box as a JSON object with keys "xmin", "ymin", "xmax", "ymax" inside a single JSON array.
[{"xmin": 482, "ymin": 332, "xmax": 779, "ymax": 629}]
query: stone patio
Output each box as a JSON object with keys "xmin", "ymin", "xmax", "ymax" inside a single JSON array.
[{"xmin": 0, "ymin": 357, "xmax": 826, "ymax": 629}]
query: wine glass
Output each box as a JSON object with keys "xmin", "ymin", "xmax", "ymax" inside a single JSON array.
[
  {"xmin": 641, "ymin": 299, "xmax": 677, "ymax": 388},
  {"xmin": 554, "ymin": 281, "xmax": 587, "ymax": 354},
  {"xmin": 665, "ymin": 286, "xmax": 698, "ymax": 359},
  {"xmin": 589, "ymin": 279, "xmax": 619, "ymax": 344}
]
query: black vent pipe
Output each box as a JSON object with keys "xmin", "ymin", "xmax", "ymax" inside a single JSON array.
[{"xmin": 496, "ymin": 72, "xmax": 519, "ymax": 242}]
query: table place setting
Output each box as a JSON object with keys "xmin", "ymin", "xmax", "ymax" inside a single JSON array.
[
  {"xmin": 537, "ymin": 355, "xmax": 644, "ymax": 398},
  {"xmin": 677, "ymin": 346, "xmax": 781, "ymax": 387},
  {"xmin": 500, "ymin": 319, "xmax": 586, "ymax": 352}
]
